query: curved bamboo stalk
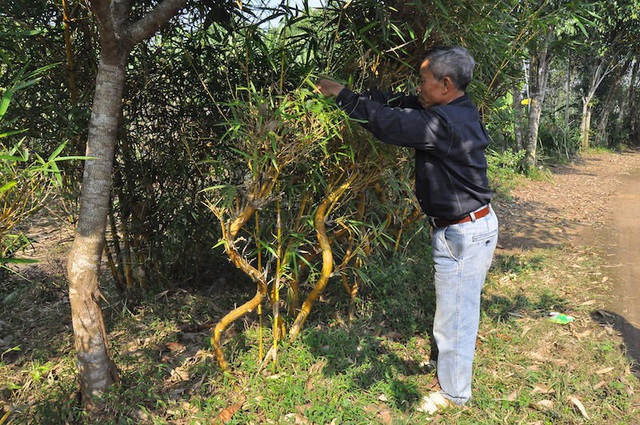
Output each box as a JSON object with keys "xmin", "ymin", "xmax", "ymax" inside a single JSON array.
[
  {"xmin": 212, "ymin": 242, "xmax": 267, "ymax": 370},
  {"xmin": 211, "ymin": 177, "xmax": 277, "ymax": 369},
  {"xmin": 289, "ymin": 179, "xmax": 353, "ymax": 340},
  {"xmin": 394, "ymin": 207, "xmax": 423, "ymax": 250}
]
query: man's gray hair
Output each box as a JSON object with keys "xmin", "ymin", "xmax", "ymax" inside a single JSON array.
[{"xmin": 423, "ymin": 46, "xmax": 475, "ymax": 91}]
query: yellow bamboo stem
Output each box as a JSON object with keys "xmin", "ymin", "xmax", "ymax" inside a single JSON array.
[
  {"xmin": 289, "ymin": 180, "xmax": 353, "ymax": 340},
  {"xmin": 256, "ymin": 210, "xmax": 263, "ymax": 363},
  {"xmin": 258, "ymin": 303, "xmax": 263, "ymax": 362},
  {"xmin": 211, "ymin": 178, "xmax": 278, "ymax": 369},
  {"xmin": 212, "ymin": 244, "xmax": 267, "ymax": 370},
  {"xmin": 272, "ymin": 197, "xmax": 282, "ymax": 369}
]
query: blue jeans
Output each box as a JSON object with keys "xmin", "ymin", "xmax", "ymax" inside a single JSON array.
[{"xmin": 431, "ymin": 206, "xmax": 498, "ymax": 405}]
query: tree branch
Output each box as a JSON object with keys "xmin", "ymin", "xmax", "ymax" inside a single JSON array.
[
  {"xmin": 126, "ymin": 0, "xmax": 188, "ymax": 46},
  {"xmin": 112, "ymin": 0, "xmax": 134, "ymax": 31},
  {"xmin": 88, "ymin": 0, "xmax": 119, "ymax": 53}
]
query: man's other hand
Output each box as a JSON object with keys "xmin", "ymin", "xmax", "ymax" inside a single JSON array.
[{"xmin": 316, "ymin": 79, "xmax": 345, "ymax": 97}]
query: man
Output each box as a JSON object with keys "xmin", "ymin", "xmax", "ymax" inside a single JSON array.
[{"xmin": 317, "ymin": 46, "xmax": 498, "ymax": 411}]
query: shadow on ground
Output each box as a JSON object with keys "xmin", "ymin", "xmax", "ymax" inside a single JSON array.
[
  {"xmin": 493, "ymin": 198, "xmax": 582, "ymax": 252},
  {"xmin": 591, "ymin": 310, "xmax": 640, "ymax": 376}
]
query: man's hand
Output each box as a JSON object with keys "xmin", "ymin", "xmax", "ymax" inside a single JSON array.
[{"xmin": 316, "ymin": 78, "xmax": 345, "ymax": 97}]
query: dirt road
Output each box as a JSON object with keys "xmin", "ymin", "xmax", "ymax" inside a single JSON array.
[
  {"xmin": 603, "ymin": 170, "xmax": 640, "ymax": 360},
  {"xmin": 496, "ymin": 149, "xmax": 640, "ymax": 366}
]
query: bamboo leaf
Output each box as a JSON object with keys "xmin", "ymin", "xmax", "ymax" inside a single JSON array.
[
  {"xmin": 0, "ymin": 257, "xmax": 39, "ymax": 264},
  {"xmin": 0, "ymin": 181, "xmax": 18, "ymax": 195},
  {"xmin": 0, "ymin": 89, "xmax": 14, "ymax": 117}
]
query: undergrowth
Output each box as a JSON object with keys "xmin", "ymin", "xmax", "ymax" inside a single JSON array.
[{"xmin": 1, "ymin": 211, "xmax": 639, "ymax": 424}]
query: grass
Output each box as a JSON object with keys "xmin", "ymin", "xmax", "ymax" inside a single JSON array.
[{"xmin": 1, "ymin": 221, "xmax": 639, "ymax": 424}]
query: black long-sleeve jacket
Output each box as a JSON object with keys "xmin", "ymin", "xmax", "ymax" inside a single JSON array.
[{"xmin": 335, "ymin": 88, "xmax": 493, "ymax": 220}]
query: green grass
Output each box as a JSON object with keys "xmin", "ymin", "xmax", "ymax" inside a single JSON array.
[{"xmin": 1, "ymin": 228, "xmax": 639, "ymax": 424}]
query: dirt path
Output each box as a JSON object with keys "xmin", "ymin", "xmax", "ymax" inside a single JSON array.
[
  {"xmin": 495, "ymin": 148, "xmax": 640, "ymax": 365},
  {"xmin": 597, "ymin": 170, "xmax": 640, "ymax": 359}
]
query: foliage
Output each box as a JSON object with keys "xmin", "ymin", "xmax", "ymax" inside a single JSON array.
[
  {"xmin": 203, "ymin": 82, "xmax": 417, "ymax": 368},
  {"xmin": 486, "ymin": 148, "xmax": 526, "ymax": 197},
  {"xmin": 538, "ymin": 113, "xmax": 582, "ymax": 161},
  {"xmin": 0, "ymin": 64, "xmax": 82, "ymax": 268},
  {"xmin": 1, "ymin": 1, "xmax": 640, "ymax": 423}
]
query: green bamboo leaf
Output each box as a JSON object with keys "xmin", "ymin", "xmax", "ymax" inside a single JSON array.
[
  {"xmin": 52, "ymin": 155, "xmax": 95, "ymax": 161},
  {"xmin": 0, "ymin": 29, "xmax": 42, "ymax": 38},
  {"xmin": 0, "ymin": 88, "xmax": 14, "ymax": 117},
  {"xmin": 0, "ymin": 129, "xmax": 28, "ymax": 139},
  {"xmin": 0, "ymin": 257, "xmax": 39, "ymax": 264},
  {"xmin": 47, "ymin": 141, "xmax": 68, "ymax": 162},
  {"xmin": 0, "ymin": 154, "xmax": 26, "ymax": 162},
  {"xmin": 13, "ymin": 77, "xmax": 43, "ymax": 92},
  {"xmin": 0, "ymin": 181, "xmax": 18, "ymax": 195}
]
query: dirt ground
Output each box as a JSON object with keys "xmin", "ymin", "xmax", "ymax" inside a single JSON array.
[{"xmin": 494, "ymin": 148, "xmax": 640, "ymax": 365}]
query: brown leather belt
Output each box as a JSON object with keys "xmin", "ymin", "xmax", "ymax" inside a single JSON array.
[{"xmin": 429, "ymin": 205, "xmax": 491, "ymax": 228}]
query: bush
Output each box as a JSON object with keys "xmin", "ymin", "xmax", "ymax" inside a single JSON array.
[{"xmin": 486, "ymin": 148, "xmax": 526, "ymax": 197}]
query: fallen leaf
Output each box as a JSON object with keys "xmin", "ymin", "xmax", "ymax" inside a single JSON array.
[
  {"xmin": 532, "ymin": 384, "xmax": 555, "ymax": 395},
  {"xmin": 593, "ymin": 381, "xmax": 607, "ymax": 390},
  {"xmin": 497, "ymin": 333, "xmax": 512, "ymax": 341},
  {"xmin": 295, "ymin": 403, "xmax": 313, "ymax": 414},
  {"xmin": 596, "ymin": 367, "xmax": 614, "ymax": 375},
  {"xmin": 507, "ymin": 390, "xmax": 518, "ymax": 401},
  {"xmin": 534, "ymin": 399, "xmax": 554, "ymax": 410},
  {"xmin": 215, "ymin": 398, "xmax": 246, "ymax": 424},
  {"xmin": 378, "ymin": 394, "xmax": 388, "ymax": 402},
  {"xmin": 573, "ymin": 329, "xmax": 592, "ymax": 339},
  {"xmin": 164, "ymin": 341, "xmax": 186, "ymax": 352},
  {"xmin": 283, "ymin": 413, "xmax": 310, "ymax": 424},
  {"xmin": 568, "ymin": 396, "xmax": 590, "ymax": 420},
  {"xmin": 377, "ymin": 408, "xmax": 393, "ymax": 425}
]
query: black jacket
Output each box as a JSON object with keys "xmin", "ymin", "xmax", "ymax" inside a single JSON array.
[{"xmin": 335, "ymin": 88, "xmax": 493, "ymax": 220}]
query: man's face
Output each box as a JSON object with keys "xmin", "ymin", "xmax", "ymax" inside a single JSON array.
[{"xmin": 417, "ymin": 59, "xmax": 446, "ymax": 108}]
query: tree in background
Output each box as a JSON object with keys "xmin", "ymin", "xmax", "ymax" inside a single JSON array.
[{"xmin": 588, "ymin": 0, "xmax": 640, "ymax": 147}]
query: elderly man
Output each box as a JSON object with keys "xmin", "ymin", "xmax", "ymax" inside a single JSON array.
[{"xmin": 317, "ymin": 46, "xmax": 498, "ymax": 411}]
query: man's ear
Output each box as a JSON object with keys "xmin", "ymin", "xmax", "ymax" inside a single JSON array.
[{"xmin": 442, "ymin": 76, "xmax": 453, "ymax": 94}]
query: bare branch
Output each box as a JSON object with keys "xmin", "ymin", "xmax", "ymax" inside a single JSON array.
[
  {"xmin": 87, "ymin": 0, "xmax": 119, "ymax": 52},
  {"xmin": 112, "ymin": 0, "xmax": 134, "ymax": 30},
  {"xmin": 126, "ymin": 0, "xmax": 188, "ymax": 46}
]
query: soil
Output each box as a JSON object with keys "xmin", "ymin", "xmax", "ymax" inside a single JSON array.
[{"xmin": 493, "ymin": 148, "xmax": 640, "ymax": 365}]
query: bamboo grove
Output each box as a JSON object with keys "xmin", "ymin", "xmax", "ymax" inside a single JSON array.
[{"xmin": 204, "ymin": 87, "xmax": 420, "ymax": 369}]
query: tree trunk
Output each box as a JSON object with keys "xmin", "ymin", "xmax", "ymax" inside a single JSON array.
[
  {"xmin": 595, "ymin": 57, "xmax": 631, "ymax": 146},
  {"xmin": 579, "ymin": 59, "xmax": 613, "ymax": 151},
  {"xmin": 512, "ymin": 83, "xmax": 524, "ymax": 151},
  {"xmin": 524, "ymin": 29, "xmax": 553, "ymax": 170},
  {"xmin": 67, "ymin": 52, "xmax": 127, "ymax": 406},
  {"xmin": 66, "ymin": 0, "xmax": 187, "ymax": 409},
  {"xmin": 616, "ymin": 59, "xmax": 639, "ymax": 144},
  {"xmin": 580, "ymin": 100, "xmax": 592, "ymax": 150}
]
